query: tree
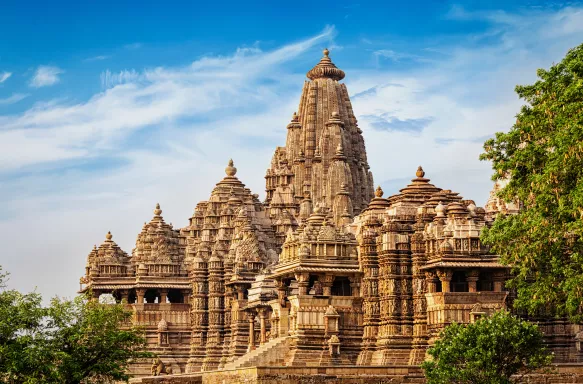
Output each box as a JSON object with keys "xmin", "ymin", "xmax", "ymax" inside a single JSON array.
[
  {"xmin": 0, "ymin": 267, "xmax": 55, "ymax": 383},
  {"xmin": 422, "ymin": 310, "xmax": 552, "ymax": 384},
  {"xmin": 481, "ymin": 43, "xmax": 583, "ymax": 320},
  {"xmin": 0, "ymin": 266, "xmax": 152, "ymax": 383}
]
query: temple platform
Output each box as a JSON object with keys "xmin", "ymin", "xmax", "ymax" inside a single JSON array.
[{"xmin": 130, "ymin": 364, "xmax": 583, "ymax": 383}]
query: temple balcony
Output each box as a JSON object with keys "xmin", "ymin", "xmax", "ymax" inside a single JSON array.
[{"xmin": 425, "ymin": 291, "xmax": 508, "ymax": 328}]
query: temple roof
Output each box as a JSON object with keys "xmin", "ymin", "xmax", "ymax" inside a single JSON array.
[
  {"xmin": 306, "ymin": 48, "xmax": 345, "ymax": 81},
  {"xmin": 132, "ymin": 203, "xmax": 181, "ymax": 265}
]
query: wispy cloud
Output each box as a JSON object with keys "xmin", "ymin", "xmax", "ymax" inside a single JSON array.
[
  {"xmin": 0, "ymin": 93, "xmax": 28, "ymax": 105},
  {"xmin": 84, "ymin": 55, "xmax": 111, "ymax": 62},
  {"xmin": 0, "ymin": 26, "xmax": 336, "ymax": 297},
  {"xmin": 362, "ymin": 114, "xmax": 433, "ymax": 134},
  {"xmin": 29, "ymin": 66, "xmax": 63, "ymax": 88},
  {"xmin": 124, "ymin": 42, "xmax": 143, "ymax": 50},
  {"xmin": 0, "ymin": 72, "xmax": 12, "ymax": 83},
  {"xmin": 373, "ymin": 49, "xmax": 423, "ymax": 62}
]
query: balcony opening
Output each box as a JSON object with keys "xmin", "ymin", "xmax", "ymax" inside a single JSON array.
[
  {"xmin": 144, "ymin": 289, "xmax": 160, "ymax": 303},
  {"xmin": 451, "ymin": 271, "xmax": 469, "ymax": 292},
  {"xmin": 128, "ymin": 289, "xmax": 137, "ymax": 304},
  {"xmin": 331, "ymin": 276, "xmax": 352, "ymax": 296},
  {"xmin": 435, "ymin": 280, "xmax": 442, "ymax": 293},
  {"xmin": 167, "ymin": 289, "xmax": 184, "ymax": 303},
  {"xmin": 478, "ymin": 272, "xmax": 494, "ymax": 292}
]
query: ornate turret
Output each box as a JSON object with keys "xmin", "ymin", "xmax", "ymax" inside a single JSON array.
[
  {"xmin": 132, "ymin": 203, "xmax": 184, "ymax": 277},
  {"xmin": 85, "ymin": 231, "xmax": 130, "ymax": 278}
]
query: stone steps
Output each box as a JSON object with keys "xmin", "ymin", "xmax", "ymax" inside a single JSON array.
[{"xmin": 223, "ymin": 337, "xmax": 289, "ymax": 370}]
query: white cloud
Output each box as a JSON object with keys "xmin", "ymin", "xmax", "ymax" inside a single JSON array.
[
  {"xmin": 348, "ymin": 5, "xmax": 583, "ymax": 207},
  {"xmin": 0, "ymin": 93, "xmax": 28, "ymax": 105},
  {"xmin": 29, "ymin": 66, "xmax": 64, "ymax": 88},
  {"xmin": 0, "ymin": 27, "xmax": 335, "ymax": 298},
  {"xmin": 0, "ymin": 72, "xmax": 12, "ymax": 83}
]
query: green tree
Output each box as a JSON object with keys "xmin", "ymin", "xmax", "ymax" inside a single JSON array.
[
  {"xmin": 481, "ymin": 43, "xmax": 583, "ymax": 320},
  {"xmin": 0, "ymin": 267, "xmax": 55, "ymax": 383},
  {"xmin": 422, "ymin": 310, "xmax": 552, "ymax": 384},
  {"xmin": 0, "ymin": 266, "xmax": 152, "ymax": 383}
]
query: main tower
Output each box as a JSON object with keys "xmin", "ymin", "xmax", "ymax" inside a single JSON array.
[{"xmin": 265, "ymin": 49, "xmax": 374, "ymax": 231}]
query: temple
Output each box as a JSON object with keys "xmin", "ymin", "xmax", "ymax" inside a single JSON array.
[{"xmin": 79, "ymin": 49, "xmax": 582, "ymax": 380}]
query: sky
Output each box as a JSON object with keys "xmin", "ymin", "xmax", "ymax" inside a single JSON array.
[{"xmin": 1, "ymin": 0, "xmax": 583, "ymax": 299}]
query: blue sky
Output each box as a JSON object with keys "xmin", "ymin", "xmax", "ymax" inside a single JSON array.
[{"xmin": 1, "ymin": 0, "xmax": 583, "ymax": 298}]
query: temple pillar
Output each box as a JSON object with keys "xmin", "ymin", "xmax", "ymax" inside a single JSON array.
[
  {"xmin": 259, "ymin": 308, "xmax": 268, "ymax": 345},
  {"xmin": 136, "ymin": 288, "xmax": 146, "ymax": 304},
  {"xmin": 437, "ymin": 270, "xmax": 453, "ymax": 293},
  {"xmin": 159, "ymin": 289, "xmax": 168, "ymax": 304},
  {"xmin": 349, "ymin": 276, "xmax": 360, "ymax": 297},
  {"xmin": 248, "ymin": 314, "xmax": 256, "ymax": 351},
  {"xmin": 182, "ymin": 289, "xmax": 190, "ymax": 304},
  {"xmin": 467, "ymin": 270, "xmax": 479, "ymax": 293},
  {"xmin": 320, "ymin": 274, "xmax": 334, "ymax": 296},
  {"xmin": 493, "ymin": 271, "xmax": 506, "ymax": 292},
  {"xmin": 295, "ymin": 273, "xmax": 309, "ymax": 296},
  {"xmin": 425, "ymin": 272, "xmax": 437, "ymax": 293}
]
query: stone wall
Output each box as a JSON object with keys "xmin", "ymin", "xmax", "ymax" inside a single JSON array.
[{"xmin": 129, "ymin": 364, "xmax": 583, "ymax": 384}]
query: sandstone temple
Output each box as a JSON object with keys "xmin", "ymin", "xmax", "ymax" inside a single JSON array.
[{"xmin": 79, "ymin": 49, "xmax": 583, "ymax": 382}]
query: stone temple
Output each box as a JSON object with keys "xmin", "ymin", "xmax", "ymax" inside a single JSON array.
[{"xmin": 79, "ymin": 49, "xmax": 583, "ymax": 382}]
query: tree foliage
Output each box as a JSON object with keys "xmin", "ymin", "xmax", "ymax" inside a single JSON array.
[
  {"xmin": 422, "ymin": 310, "xmax": 552, "ymax": 384},
  {"xmin": 481, "ymin": 43, "xmax": 583, "ymax": 320},
  {"xmin": 0, "ymin": 267, "xmax": 152, "ymax": 383}
]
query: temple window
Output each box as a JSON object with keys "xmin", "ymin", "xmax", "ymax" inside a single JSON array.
[
  {"xmin": 167, "ymin": 289, "xmax": 184, "ymax": 303},
  {"xmin": 308, "ymin": 275, "xmax": 318, "ymax": 295},
  {"xmin": 435, "ymin": 280, "xmax": 443, "ymax": 293},
  {"xmin": 144, "ymin": 289, "xmax": 160, "ymax": 304},
  {"xmin": 331, "ymin": 277, "xmax": 352, "ymax": 296},
  {"xmin": 478, "ymin": 272, "xmax": 494, "ymax": 291},
  {"xmin": 451, "ymin": 271, "xmax": 469, "ymax": 292},
  {"xmin": 128, "ymin": 289, "xmax": 137, "ymax": 304}
]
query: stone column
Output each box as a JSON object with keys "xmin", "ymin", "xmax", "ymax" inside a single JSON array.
[
  {"xmin": 248, "ymin": 314, "xmax": 256, "ymax": 351},
  {"xmin": 467, "ymin": 270, "xmax": 479, "ymax": 293},
  {"xmin": 136, "ymin": 289, "xmax": 146, "ymax": 304},
  {"xmin": 276, "ymin": 280, "xmax": 287, "ymax": 306},
  {"xmin": 493, "ymin": 271, "xmax": 505, "ymax": 292},
  {"xmin": 259, "ymin": 309, "xmax": 267, "ymax": 345},
  {"xmin": 425, "ymin": 272, "xmax": 437, "ymax": 293},
  {"xmin": 181, "ymin": 289, "xmax": 190, "ymax": 304},
  {"xmin": 295, "ymin": 273, "xmax": 310, "ymax": 296},
  {"xmin": 320, "ymin": 274, "xmax": 334, "ymax": 296},
  {"xmin": 159, "ymin": 289, "xmax": 168, "ymax": 304},
  {"xmin": 349, "ymin": 276, "xmax": 360, "ymax": 297},
  {"xmin": 236, "ymin": 286, "xmax": 245, "ymax": 301},
  {"xmin": 437, "ymin": 270, "xmax": 453, "ymax": 293}
]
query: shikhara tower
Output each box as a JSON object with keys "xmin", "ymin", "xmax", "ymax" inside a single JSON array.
[{"xmin": 79, "ymin": 49, "xmax": 582, "ymax": 378}]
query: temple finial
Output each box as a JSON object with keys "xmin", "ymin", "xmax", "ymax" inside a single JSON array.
[
  {"xmin": 416, "ymin": 166, "xmax": 425, "ymax": 178},
  {"xmin": 375, "ymin": 185, "xmax": 384, "ymax": 198},
  {"xmin": 154, "ymin": 203, "xmax": 162, "ymax": 216},
  {"xmin": 225, "ymin": 159, "xmax": 237, "ymax": 177},
  {"xmin": 307, "ymin": 47, "xmax": 345, "ymax": 81},
  {"xmin": 105, "ymin": 231, "xmax": 113, "ymax": 240}
]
